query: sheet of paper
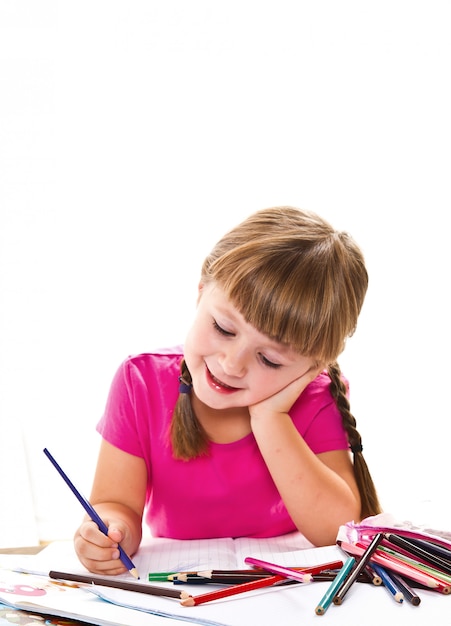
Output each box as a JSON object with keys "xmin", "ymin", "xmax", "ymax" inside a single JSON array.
[{"xmin": 19, "ymin": 532, "xmax": 315, "ymax": 578}]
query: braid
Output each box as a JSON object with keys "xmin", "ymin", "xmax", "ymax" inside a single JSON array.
[
  {"xmin": 327, "ymin": 362, "xmax": 382, "ymax": 519},
  {"xmin": 170, "ymin": 357, "xmax": 382, "ymax": 515},
  {"xmin": 170, "ymin": 359, "xmax": 210, "ymax": 460}
]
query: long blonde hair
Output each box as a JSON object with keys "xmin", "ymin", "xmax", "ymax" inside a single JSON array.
[{"xmin": 171, "ymin": 206, "xmax": 381, "ymax": 518}]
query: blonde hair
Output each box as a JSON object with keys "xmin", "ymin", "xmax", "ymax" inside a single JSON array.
[{"xmin": 171, "ymin": 206, "xmax": 381, "ymax": 519}]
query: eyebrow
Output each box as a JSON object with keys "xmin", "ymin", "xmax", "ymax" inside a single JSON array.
[{"xmin": 215, "ymin": 303, "xmax": 298, "ymax": 361}]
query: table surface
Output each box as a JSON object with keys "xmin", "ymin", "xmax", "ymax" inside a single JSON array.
[{"xmin": 0, "ymin": 545, "xmax": 44, "ymax": 555}]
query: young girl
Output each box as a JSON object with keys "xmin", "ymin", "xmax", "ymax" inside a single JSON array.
[{"xmin": 74, "ymin": 206, "xmax": 381, "ymax": 575}]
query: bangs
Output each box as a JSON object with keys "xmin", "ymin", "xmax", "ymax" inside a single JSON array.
[{"xmin": 205, "ymin": 236, "xmax": 366, "ymax": 363}]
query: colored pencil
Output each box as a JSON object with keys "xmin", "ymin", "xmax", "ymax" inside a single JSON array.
[
  {"xmin": 174, "ymin": 573, "xmax": 272, "ymax": 584},
  {"xmin": 368, "ymin": 542, "xmax": 451, "ymax": 592},
  {"xmin": 148, "ymin": 572, "xmax": 177, "ymax": 581},
  {"xmin": 315, "ymin": 556, "xmax": 355, "ymax": 616},
  {"xmin": 364, "ymin": 541, "xmax": 451, "ymax": 591},
  {"xmin": 284, "ymin": 560, "xmax": 345, "ymax": 576},
  {"xmin": 171, "ymin": 564, "xmax": 332, "ymax": 585},
  {"xmin": 339, "ymin": 540, "xmax": 450, "ymax": 593},
  {"xmin": 385, "ymin": 533, "xmax": 451, "ymax": 576},
  {"xmin": 43, "ymin": 448, "xmax": 139, "ymax": 579},
  {"xmin": 389, "ymin": 572, "xmax": 421, "ymax": 606},
  {"xmin": 244, "ymin": 556, "xmax": 342, "ymax": 583},
  {"xmin": 365, "ymin": 564, "xmax": 382, "ymax": 585},
  {"xmin": 174, "ymin": 574, "xmax": 270, "ymax": 585},
  {"xmin": 333, "ymin": 532, "xmax": 384, "ymax": 605},
  {"xmin": 312, "ymin": 572, "xmax": 371, "ymax": 583},
  {"xmin": 180, "ymin": 574, "xmax": 292, "ymax": 606},
  {"xmin": 371, "ymin": 563, "xmax": 404, "ymax": 603},
  {"xmin": 405, "ymin": 535, "xmax": 451, "ymax": 561},
  {"xmin": 378, "ymin": 544, "xmax": 451, "ymax": 583},
  {"xmin": 49, "ymin": 571, "xmax": 190, "ymax": 599},
  {"xmin": 181, "ymin": 568, "xmax": 269, "ymax": 575}
]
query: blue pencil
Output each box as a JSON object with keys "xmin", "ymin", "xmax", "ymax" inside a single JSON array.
[
  {"xmin": 371, "ymin": 563, "xmax": 403, "ymax": 603},
  {"xmin": 43, "ymin": 448, "xmax": 139, "ymax": 579},
  {"xmin": 315, "ymin": 556, "xmax": 356, "ymax": 615}
]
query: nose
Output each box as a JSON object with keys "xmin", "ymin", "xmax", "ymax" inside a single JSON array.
[{"xmin": 218, "ymin": 344, "xmax": 247, "ymax": 378}]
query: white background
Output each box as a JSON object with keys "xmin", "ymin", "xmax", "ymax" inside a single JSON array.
[{"xmin": 1, "ymin": 1, "xmax": 450, "ymax": 547}]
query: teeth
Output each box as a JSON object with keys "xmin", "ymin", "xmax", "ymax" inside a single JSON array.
[{"xmin": 211, "ymin": 371, "xmax": 234, "ymax": 389}]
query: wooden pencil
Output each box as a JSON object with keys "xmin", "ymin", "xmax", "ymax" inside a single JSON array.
[
  {"xmin": 180, "ymin": 574, "xmax": 292, "ymax": 606},
  {"xmin": 339, "ymin": 540, "xmax": 451, "ymax": 593},
  {"xmin": 333, "ymin": 532, "xmax": 384, "ymax": 605},
  {"xmin": 385, "ymin": 533, "xmax": 451, "ymax": 576},
  {"xmin": 49, "ymin": 570, "xmax": 191, "ymax": 600},
  {"xmin": 371, "ymin": 563, "xmax": 404, "ymax": 603},
  {"xmin": 389, "ymin": 571, "xmax": 421, "ymax": 606},
  {"xmin": 315, "ymin": 557, "xmax": 356, "ymax": 616},
  {"xmin": 174, "ymin": 573, "xmax": 271, "ymax": 584},
  {"xmin": 245, "ymin": 557, "xmax": 343, "ymax": 582}
]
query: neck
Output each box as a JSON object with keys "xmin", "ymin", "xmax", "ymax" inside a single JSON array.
[{"xmin": 191, "ymin": 394, "xmax": 251, "ymax": 443}]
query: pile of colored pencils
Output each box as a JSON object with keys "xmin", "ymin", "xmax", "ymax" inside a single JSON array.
[
  {"xmin": 147, "ymin": 530, "xmax": 451, "ymax": 612},
  {"xmin": 335, "ymin": 530, "xmax": 451, "ymax": 608}
]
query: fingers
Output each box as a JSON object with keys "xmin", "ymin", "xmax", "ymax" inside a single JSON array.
[
  {"xmin": 250, "ymin": 364, "xmax": 326, "ymax": 419},
  {"xmin": 74, "ymin": 520, "xmax": 128, "ymax": 576}
]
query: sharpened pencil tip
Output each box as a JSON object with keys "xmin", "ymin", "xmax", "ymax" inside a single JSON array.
[
  {"xmin": 181, "ymin": 597, "xmax": 195, "ymax": 607},
  {"xmin": 130, "ymin": 568, "xmax": 140, "ymax": 579}
]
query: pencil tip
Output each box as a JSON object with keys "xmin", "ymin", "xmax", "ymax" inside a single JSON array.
[{"xmin": 130, "ymin": 568, "xmax": 140, "ymax": 579}]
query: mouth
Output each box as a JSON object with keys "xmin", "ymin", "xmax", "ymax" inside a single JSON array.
[{"xmin": 205, "ymin": 365, "xmax": 240, "ymax": 393}]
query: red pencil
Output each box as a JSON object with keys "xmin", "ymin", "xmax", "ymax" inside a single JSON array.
[
  {"xmin": 340, "ymin": 541, "xmax": 451, "ymax": 594},
  {"xmin": 180, "ymin": 573, "xmax": 308, "ymax": 606}
]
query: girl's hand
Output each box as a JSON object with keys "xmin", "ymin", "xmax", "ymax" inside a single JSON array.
[
  {"xmin": 249, "ymin": 364, "xmax": 324, "ymax": 421},
  {"xmin": 74, "ymin": 519, "xmax": 131, "ymax": 576}
]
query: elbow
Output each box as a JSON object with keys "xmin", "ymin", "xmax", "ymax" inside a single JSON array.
[{"xmin": 296, "ymin": 503, "xmax": 360, "ymax": 547}]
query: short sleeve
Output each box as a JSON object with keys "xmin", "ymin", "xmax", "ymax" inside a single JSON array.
[
  {"xmin": 289, "ymin": 371, "xmax": 349, "ymax": 454},
  {"xmin": 96, "ymin": 359, "xmax": 146, "ymax": 457}
]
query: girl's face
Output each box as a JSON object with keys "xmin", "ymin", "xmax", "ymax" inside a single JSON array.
[{"xmin": 184, "ymin": 282, "xmax": 316, "ymax": 410}]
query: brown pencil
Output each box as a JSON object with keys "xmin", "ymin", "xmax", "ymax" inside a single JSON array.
[{"xmin": 49, "ymin": 570, "xmax": 191, "ymax": 600}]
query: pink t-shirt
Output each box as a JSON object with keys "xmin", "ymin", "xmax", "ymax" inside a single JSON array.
[{"xmin": 97, "ymin": 347, "xmax": 349, "ymax": 540}]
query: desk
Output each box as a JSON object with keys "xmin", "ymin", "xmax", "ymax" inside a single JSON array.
[
  {"xmin": 1, "ymin": 539, "xmax": 450, "ymax": 626},
  {"xmin": 0, "ymin": 546, "xmax": 43, "ymax": 555}
]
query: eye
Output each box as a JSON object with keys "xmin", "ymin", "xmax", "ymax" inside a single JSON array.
[
  {"xmin": 213, "ymin": 319, "xmax": 235, "ymax": 337},
  {"xmin": 259, "ymin": 354, "xmax": 281, "ymax": 369}
]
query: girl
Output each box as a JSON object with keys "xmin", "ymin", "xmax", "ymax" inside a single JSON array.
[{"xmin": 74, "ymin": 206, "xmax": 381, "ymax": 575}]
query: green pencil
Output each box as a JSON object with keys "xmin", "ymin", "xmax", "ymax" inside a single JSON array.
[
  {"xmin": 315, "ymin": 557, "xmax": 356, "ymax": 616},
  {"xmin": 148, "ymin": 572, "xmax": 175, "ymax": 581}
]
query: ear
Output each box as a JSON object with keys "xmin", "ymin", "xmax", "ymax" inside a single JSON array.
[{"xmin": 196, "ymin": 282, "xmax": 204, "ymax": 304}]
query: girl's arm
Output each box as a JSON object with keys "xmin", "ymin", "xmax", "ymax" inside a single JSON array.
[
  {"xmin": 73, "ymin": 440, "xmax": 147, "ymax": 575},
  {"xmin": 249, "ymin": 371, "xmax": 361, "ymax": 546}
]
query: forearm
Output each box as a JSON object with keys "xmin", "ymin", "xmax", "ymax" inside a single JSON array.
[{"xmin": 251, "ymin": 412, "xmax": 360, "ymax": 546}]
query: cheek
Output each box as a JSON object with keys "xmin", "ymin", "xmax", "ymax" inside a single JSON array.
[
  {"xmin": 246, "ymin": 371, "xmax": 287, "ymax": 398},
  {"xmin": 249, "ymin": 368, "xmax": 306, "ymax": 399},
  {"xmin": 184, "ymin": 321, "xmax": 210, "ymax": 362}
]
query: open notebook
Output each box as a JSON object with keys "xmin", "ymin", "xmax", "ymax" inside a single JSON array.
[
  {"xmin": 1, "ymin": 524, "xmax": 450, "ymax": 626},
  {"xmin": 1, "ymin": 533, "xmax": 342, "ymax": 626}
]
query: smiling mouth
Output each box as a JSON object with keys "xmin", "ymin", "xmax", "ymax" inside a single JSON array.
[{"xmin": 206, "ymin": 366, "xmax": 239, "ymax": 391}]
